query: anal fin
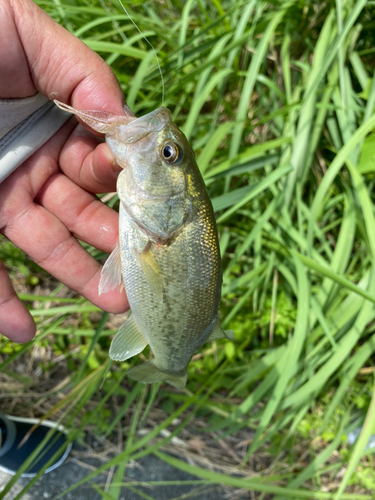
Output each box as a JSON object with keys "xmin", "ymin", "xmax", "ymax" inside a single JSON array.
[
  {"xmin": 109, "ymin": 314, "xmax": 147, "ymax": 361},
  {"xmin": 207, "ymin": 322, "xmax": 235, "ymax": 342},
  {"xmin": 99, "ymin": 244, "xmax": 122, "ymax": 295},
  {"xmin": 128, "ymin": 361, "xmax": 187, "ymax": 389}
]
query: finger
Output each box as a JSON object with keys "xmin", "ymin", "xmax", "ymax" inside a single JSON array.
[
  {"xmin": 0, "ymin": 1, "xmax": 35, "ymax": 98},
  {"xmin": 8, "ymin": 0, "xmax": 126, "ymax": 114},
  {"xmin": 37, "ymin": 172, "xmax": 119, "ymax": 253},
  {"xmin": 2, "ymin": 201, "xmax": 128, "ymax": 314},
  {"xmin": 0, "ymin": 259, "xmax": 36, "ymax": 343},
  {"xmin": 0, "ymin": 119, "xmax": 79, "ymax": 221},
  {"xmin": 0, "ymin": 126, "xmax": 126, "ymax": 313},
  {"xmin": 59, "ymin": 124, "xmax": 121, "ymax": 193}
]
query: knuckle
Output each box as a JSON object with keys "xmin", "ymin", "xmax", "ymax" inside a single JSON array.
[{"xmin": 35, "ymin": 234, "xmax": 75, "ymax": 269}]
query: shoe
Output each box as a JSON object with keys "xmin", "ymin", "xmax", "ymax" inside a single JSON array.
[{"xmin": 0, "ymin": 414, "xmax": 72, "ymax": 477}]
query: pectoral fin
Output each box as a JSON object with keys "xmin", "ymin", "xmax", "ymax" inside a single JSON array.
[
  {"xmin": 207, "ymin": 322, "xmax": 235, "ymax": 342},
  {"xmin": 135, "ymin": 248, "xmax": 164, "ymax": 301},
  {"xmin": 109, "ymin": 314, "xmax": 148, "ymax": 361},
  {"xmin": 128, "ymin": 361, "xmax": 187, "ymax": 389},
  {"xmin": 99, "ymin": 244, "xmax": 122, "ymax": 295}
]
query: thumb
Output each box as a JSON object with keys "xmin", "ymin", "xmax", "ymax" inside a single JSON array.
[{"xmin": 5, "ymin": 0, "xmax": 125, "ymax": 114}]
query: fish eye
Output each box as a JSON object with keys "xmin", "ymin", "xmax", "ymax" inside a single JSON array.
[{"xmin": 161, "ymin": 142, "xmax": 183, "ymax": 164}]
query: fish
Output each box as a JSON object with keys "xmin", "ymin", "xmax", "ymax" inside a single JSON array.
[{"xmin": 54, "ymin": 100, "xmax": 234, "ymax": 389}]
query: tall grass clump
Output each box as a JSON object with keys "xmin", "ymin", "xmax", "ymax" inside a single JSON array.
[{"xmin": 1, "ymin": 0, "xmax": 375, "ymax": 498}]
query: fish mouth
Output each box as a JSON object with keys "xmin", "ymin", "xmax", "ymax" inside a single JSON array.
[{"xmin": 118, "ymin": 108, "xmax": 172, "ymax": 145}]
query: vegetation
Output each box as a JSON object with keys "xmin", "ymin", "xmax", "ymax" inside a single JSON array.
[{"xmin": 1, "ymin": 0, "xmax": 375, "ymax": 497}]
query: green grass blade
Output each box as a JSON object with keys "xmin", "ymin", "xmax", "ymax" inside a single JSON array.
[
  {"xmin": 230, "ymin": 2, "xmax": 292, "ymax": 157},
  {"xmin": 245, "ymin": 255, "xmax": 309, "ymax": 456},
  {"xmin": 334, "ymin": 381, "xmax": 375, "ymax": 499},
  {"xmin": 153, "ymin": 451, "xmax": 372, "ymax": 499}
]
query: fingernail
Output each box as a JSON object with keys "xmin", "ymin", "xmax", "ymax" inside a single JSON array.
[
  {"xmin": 103, "ymin": 145, "xmax": 122, "ymax": 175},
  {"xmin": 112, "ymin": 161, "xmax": 123, "ymax": 175}
]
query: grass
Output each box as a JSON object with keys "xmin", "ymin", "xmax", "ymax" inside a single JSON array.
[{"xmin": 1, "ymin": 0, "xmax": 375, "ymax": 498}]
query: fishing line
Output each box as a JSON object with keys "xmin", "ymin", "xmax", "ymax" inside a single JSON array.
[
  {"xmin": 98, "ymin": 0, "xmax": 128, "ymax": 46},
  {"xmin": 117, "ymin": 0, "xmax": 165, "ymax": 107}
]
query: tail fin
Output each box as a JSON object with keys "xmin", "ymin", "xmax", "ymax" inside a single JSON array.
[{"xmin": 128, "ymin": 361, "xmax": 187, "ymax": 389}]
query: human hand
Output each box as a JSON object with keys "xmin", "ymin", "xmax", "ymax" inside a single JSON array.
[{"xmin": 0, "ymin": 0, "xmax": 129, "ymax": 343}]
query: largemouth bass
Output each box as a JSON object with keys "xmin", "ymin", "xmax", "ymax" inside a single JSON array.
[{"xmin": 54, "ymin": 100, "xmax": 234, "ymax": 389}]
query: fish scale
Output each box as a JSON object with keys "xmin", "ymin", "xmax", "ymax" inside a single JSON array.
[
  {"xmin": 120, "ymin": 198, "xmax": 220, "ymax": 374},
  {"xmin": 54, "ymin": 100, "xmax": 234, "ymax": 389}
]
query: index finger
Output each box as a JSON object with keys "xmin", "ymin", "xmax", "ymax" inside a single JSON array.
[{"xmin": 2, "ymin": 198, "xmax": 128, "ymax": 315}]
